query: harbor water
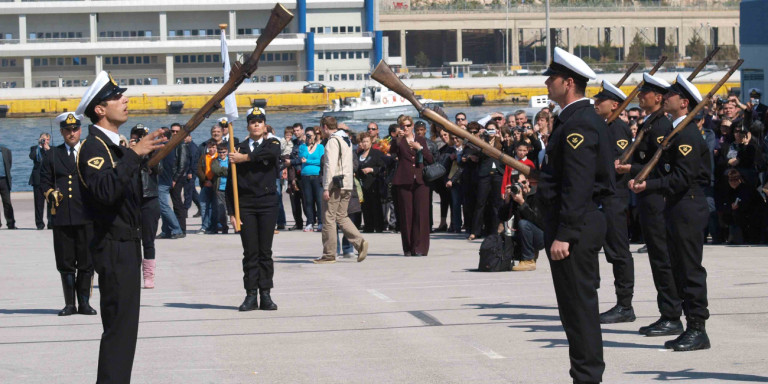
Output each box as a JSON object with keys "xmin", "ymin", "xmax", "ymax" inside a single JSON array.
[{"xmin": 0, "ymin": 105, "xmax": 517, "ymax": 191}]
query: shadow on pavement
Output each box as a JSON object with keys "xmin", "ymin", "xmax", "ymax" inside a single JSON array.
[
  {"xmin": 163, "ymin": 303, "xmax": 238, "ymax": 311},
  {"xmin": 627, "ymin": 369, "xmax": 768, "ymax": 382},
  {"xmin": 532, "ymin": 338, "xmax": 660, "ymax": 349},
  {"xmin": 0, "ymin": 308, "xmax": 59, "ymax": 315},
  {"xmin": 464, "ymin": 303, "xmax": 558, "ymax": 311},
  {"xmin": 507, "ymin": 323, "xmax": 638, "ymax": 336}
]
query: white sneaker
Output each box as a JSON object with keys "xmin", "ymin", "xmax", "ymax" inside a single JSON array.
[{"xmin": 303, "ymin": 224, "xmax": 313, "ymax": 232}]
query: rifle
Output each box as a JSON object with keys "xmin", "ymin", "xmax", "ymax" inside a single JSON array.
[
  {"xmin": 634, "ymin": 58, "xmax": 743, "ymax": 184},
  {"xmin": 147, "ymin": 3, "xmax": 293, "ymax": 167},
  {"xmin": 618, "ymin": 48, "xmax": 721, "ymax": 164},
  {"xmin": 370, "ymin": 60, "xmax": 534, "ymax": 178},
  {"xmin": 616, "ymin": 62, "xmax": 640, "ymax": 87}
]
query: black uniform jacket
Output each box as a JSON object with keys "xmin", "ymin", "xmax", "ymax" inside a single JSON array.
[
  {"xmin": 538, "ymin": 99, "xmax": 615, "ymax": 243},
  {"xmin": 630, "ymin": 109, "xmax": 672, "ymax": 178},
  {"xmin": 225, "ymin": 136, "xmax": 281, "ymax": 215},
  {"xmin": 644, "ymin": 120, "xmax": 711, "ymax": 203},
  {"xmin": 609, "ymin": 119, "xmax": 633, "ymax": 192},
  {"xmin": 41, "ymin": 143, "xmax": 90, "ymax": 226},
  {"xmin": 77, "ymin": 125, "xmax": 143, "ymax": 241},
  {"xmin": 28, "ymin": 145, "xmax": 48, "ymax": 186}
]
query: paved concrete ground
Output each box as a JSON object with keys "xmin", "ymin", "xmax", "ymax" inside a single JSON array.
[{"xmin": 1, "ymin": 191, "xmax": 767, "ymax": 383}]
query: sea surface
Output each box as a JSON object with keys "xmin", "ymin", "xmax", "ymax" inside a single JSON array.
[{"xmin": 0, "ymin": 105, "xmax": 520, "ymax": 191}]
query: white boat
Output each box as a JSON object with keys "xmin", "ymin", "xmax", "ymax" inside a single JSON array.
[{"xmin": 322, "ymin": 86, "xmax": 444, "ymax": 121}]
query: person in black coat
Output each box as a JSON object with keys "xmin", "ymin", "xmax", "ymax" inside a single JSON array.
[
  {"xmin": 29, "ymin": 132, "xmax": 52, "ymax": 229},
  {"xmin": 184, "ymin": 135, "xmax": 202, "ymax": 216},
  {"xmin": 76, "ymin": 71, "xmax": 166, "ymax": 382},
  {"xmin": 539, "ymin": 48, "xmax": 614, "ymax": 384},
  {"xmin": 469, "ymin": 121, "xmax": 505, "ymax": 240},
  {"xmin": 434, "ymin": 129, "xmax": 457, "ymax": 232},
  {"xmin": 593, "ymin": 80, "xmax": 636, "ymax": 324},
  {"xmin": 355, "ymin": 132, "xmax": 386, "ymax": 232},
  {"xmin": 226, "ymin": 108, "xmax": 281, "ymax": 312},
  {"xmin": 0, "ymin": 143, "xmax": 15, "ymax": 229},
  {"xmin": 41, "ymin": 113, "xmax": 97, "ymax": 316},
  {"xmin": 630, "ymin": 74, "xmax": 712, "ymax": 352}
]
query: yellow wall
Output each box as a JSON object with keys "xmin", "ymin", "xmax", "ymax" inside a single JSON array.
[{"xmin": 0, "ymin": 82, "xmax": 739, "ymax": 116}]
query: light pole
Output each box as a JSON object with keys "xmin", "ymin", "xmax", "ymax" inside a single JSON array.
[
  {"xmin": 545, "ymin": 0, "xmax": 551, "ymax": 66},
  {"xmin": 505, "ymin": 0, "xmax": 509, "ymax": 73}
]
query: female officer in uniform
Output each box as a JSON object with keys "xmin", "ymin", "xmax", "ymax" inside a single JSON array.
[{"xmin": 227, "ymin": 108, "xmax": 281, "ymax": 311}]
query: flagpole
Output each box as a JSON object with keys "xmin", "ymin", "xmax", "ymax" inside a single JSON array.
[{"xmin": 220, "ymin": 23, "xmax": 241, "ymax": 232}]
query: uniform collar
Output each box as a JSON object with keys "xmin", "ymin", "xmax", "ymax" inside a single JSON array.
[
  {"xmin": 93, "ymin": 124, "xmax": 121, "ymax": 146},
  {"xmin": 65, "ymin": 141, "xmax": 81, "ymax": 154},
  {"xmin": 672, "ymin": 115, "xmax": 687, "ymax": 128}
]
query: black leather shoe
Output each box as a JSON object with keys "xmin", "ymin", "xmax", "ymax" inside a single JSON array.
[
  {"xmin": 6, "ymin": 225, "xmax": 17, "ymax": 230},
  {"xmin": 412, "ymin": 253, "xmax": 426, "ymax": 257},
  {"xmin": 636, "ymin": 245, "xmax": 648, "ymax": 253},
  {"xmin": 259, "ymin": 289, "xmax": 278, "ymax": 311},
  {"xmin": 640, "ymin": 317, "xmax": 683, "ymax": 336},
  {"xmin": 238, "ymin": 290, "xmax": 259, "ymax": 311},
  {"xmin": 58, "ymin": 273, "xmax": 77, "ymax": 316},
  {"xmin": 599, "ymin": 305, "xmax": 636, "ymax": 324},
  {"xmin": 76, "ymin": 272, "xmax": 97, "ymax": 315},
  {"xmin": 665, "ymin": 323, "xmax": 710, "ymax": 351}
]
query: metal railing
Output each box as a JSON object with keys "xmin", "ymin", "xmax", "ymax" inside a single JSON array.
[
  {"xmin": 27, "ymin": 37, "xmax": 90, "ymax": 43},
  {"xmin": 381, "ymin": 0, "xmax": 740, "ymax": 14},
  {"xmin": 98, "ymin": 36, "xmax": 161, "ymax": 42}
]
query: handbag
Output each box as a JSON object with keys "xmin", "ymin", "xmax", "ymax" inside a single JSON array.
[{"xmin": 423, "ymin": 162, "xmax": 446, "ymax": 182}]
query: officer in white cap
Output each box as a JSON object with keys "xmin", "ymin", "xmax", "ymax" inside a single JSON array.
[
  {"xmin": 593, "ymin": 80, "xmax": 636, "ymax": 325},
  {"xmin": 226, "ymin": 106, "xmax": 282, "ymax": 311},
  {"xmin": 630, "ymin": 74, "xmax": 711, "ymax": 352},
  {"xmin": 217, "ymin": 116, "xmax": 240, "ymax": 145},
  {"xmin": 75, "ymin": 71, "xmax": 166, "ymax": 382},
  {"xmin": 616, "ymin": 72, "xmax": 683, "ymax": 339},
  {"xmin": 539, "ymin": 47, "xmax": 614, "ymax": 384},
  {"xmin": 40, "ymin": 112, "xmax": 98, "ymax": 317}
]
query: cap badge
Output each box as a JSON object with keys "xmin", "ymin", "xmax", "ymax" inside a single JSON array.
[
  {"xmin": 616, "ymin": 139, "xmax": 628, "ymax": 150},
  {"xmin": 678, "ymin": 144, "xmax": 692, "ymax": 156},
  {"xmin": 87, "ymin": 157, "xmax": 105, "ymax": 170},
  {"xmin": 65, "ymin": 114, "xmax": 77, "ymax": 125},
  {"xmin": 566, "ymin": 133, "xmax": 584, "ymax": 149},
  {"xmin": 108, "ymin": 73, "xmax": 118, "ymax": 86}
]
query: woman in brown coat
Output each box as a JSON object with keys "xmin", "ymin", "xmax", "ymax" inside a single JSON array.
[{"xmin": 389, "ymin": 115, "xmax": 434, "ymax": 256}]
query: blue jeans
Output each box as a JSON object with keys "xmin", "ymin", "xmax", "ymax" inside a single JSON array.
[
  {"xmin": 449, "ymin": 185, "xmax": 463, "ymax": 232},
  {"xmin": 301, "ymin": 175, "xmax": 323, "ymax": 226},
  {"xmin": 158, "ymin": 184, "xmax": 182, "ymax": 236},
  {"xmin": 517, "ymin": 219, "xmax": 544, "ymax": 260},
  {"xmin": 199, "ymin": 186, "xmax": 215, "ymax": 232}
]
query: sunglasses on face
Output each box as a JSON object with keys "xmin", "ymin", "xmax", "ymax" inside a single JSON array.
[
  {"xmin": 402, "ymin": 124, "xmax": 412, "ymax": 128},
  {"xmin": 493, "ymin": 116, "xmax": 503, "ymax": 121},
  {"xmin": 469, "ymin": 130, "xmax": 479, "ymax": 134},
  {"xmin": 171, "ymin": 130, "xmax": 180, "ymax": 133},
  {"xmin": 520, "ymin": 180, "xmax": 529, "ymax": 185},
  {"xmin": 628, "ymin": 116, "xmax": 639, "ymax": 120},
  {"xmin": 456, "ymin": 117, "xmax": 467, "ymax": 121},
  {"xmin": 367, "ymin": 127, "xmax": 378, "ymax": 131}
]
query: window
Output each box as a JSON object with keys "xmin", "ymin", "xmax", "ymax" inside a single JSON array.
[
  {"xmin": 266, "ymin": 53, "xmax": 273, "ymax": 61},
  {"xmin": 282, "ymin": 53, "xmax": 289, "ymax": 61},
  {"xmin": 325, "ymin": 52, "xmax": 331, "ymax": 60},
  {"xmin": 290, "ymin": 53, "xmax": 295, "ymax": 60},
  {"xmin": 175, "ymin": 55, "xmax": 181, "ymax": 63},
  {"xmin": 213, "ymin": 54, "xmax": 220, "ymax": 63},
  {"xmin": 318, "ymin": 75, "xmax": 324, "ymax": 81},
  {"xmin": 348, "ymin": 26, "xmax": 354, "ymax": 33},
  {"xmin": 355, "ymin": 26, "xmax": 361, "ymax": 33},
  {"xmin": 198, "ymin": 29, "xmax": 206, "ymax": 36},
  {"xmin": 120, "ymin": 57, "xmax": 127, "ymax": 64},
  {"xmin": 356, "ymin": 52, "xmax": 362, "ymax": 59},
  {"xmin": 190, "ymin": 55, "xmax": 196, "ymax": 63},
  {"xmin": 333, "ymin": 52, "xmax": 339, "ymax": 59},
  {"xmin": 317, "ymin": 53, "xmax": 322, "ymax": 60},
  {"xmin": 33, "ymin": 58, "xmax": 41, "ymax": 66},
  {"xmin": 332, "ymin": 27, "xmax": 338, "ymax": 33},
  {"xmin": 29, "ymin": 33, "xmax": 37, "ymax": 40},
  {"xmin": 364, "ymin": 51, "xmax": 369, "ymax": 58},
  {"xmin": 127, "ymin": 57, "xmax": 134, "ymax": 65},
  {"xmin": 340, "ymin": 52, "xmax": 347, "ymax": 59},
  {"xmin": 341, "ymin": 74, "xmax": 347, "ymax": 81},
  {"xmin": 340, "ymin": 27, "xmax": 346, "ymax": 33},
  {"xmin": 310, "ymin": 27, "xmax": 316, "ymax": 33},
  {"xmin": 324, "ymin": 27, "xmax": 331, "ymax": 34}
]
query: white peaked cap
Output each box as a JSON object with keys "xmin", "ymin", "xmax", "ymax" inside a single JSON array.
[
  {"xmin": 543, "ymin": 47, "xmax": 597, "ymax": 83},
  {"xmin": 75, "ymin": 71, "xmax": 127, "ymax": 118}
]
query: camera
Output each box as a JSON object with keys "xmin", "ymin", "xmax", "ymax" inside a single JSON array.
[
  {"xmin": 509, "ymin": 182, "xmax": 523, "ymax": 196},
  {"xmin": 130, "ymin": 124, "xmax": 148, "ymax": 140},
  {"xmin": 715, "ymin": 97, "xmax": 724, "ymax": 107}
]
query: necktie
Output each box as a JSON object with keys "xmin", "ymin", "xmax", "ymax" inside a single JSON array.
[{"xmin": 69, "ymin": 148, "xmax": 75, "ymax": 163}]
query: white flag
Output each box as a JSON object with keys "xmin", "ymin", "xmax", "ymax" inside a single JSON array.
[{"xmin": 221, "ymin": 28, "xmax": 239, "ymax": 121}]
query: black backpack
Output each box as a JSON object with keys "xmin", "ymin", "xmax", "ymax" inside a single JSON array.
[{"xmin": 478, "ymin": 234, "xmax": 512, "ymax": 272}]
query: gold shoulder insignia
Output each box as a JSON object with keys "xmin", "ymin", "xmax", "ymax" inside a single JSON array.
[
  {"xmin": 678, "ymin": 144, "xmax": 692, "ymax": 156},
  {"xmin": 656, "ymin": 136, "xmax": 664, "ymax": 144},
  {"xmin": 566, "ymin": 133, "xmax": 584, "ymax": 149},
  {"xmin": 87, "ymin": 157, "xmax": 105, "ymax": 169},
  {"xmin": 271, "ymin": 138, "xmax": 280, "ymax": 145},
  {"xmin": 616, "ymin": 139, "xmax": 628, "ymax": 150}
]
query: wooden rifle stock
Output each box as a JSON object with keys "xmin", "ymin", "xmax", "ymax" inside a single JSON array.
[
  {"xmin": 616, "ymin": 63, "xmax": 640, "ymax": 87},
  {"xmin": 371, "ymin": 60, "xmax": 534, "ymax": 178},
  {"xmin": 147, "ymin": 4, "xmax": 293, "ymax": 167},
  {"xmin": 634, "ymin": 59, "xmax": 743, "ymax": 183},
  {"xmin": 227, "ymin": 122, "xmax": 241, "ymax": 231},
  {"xmin": 618, "ymin": 49, "xmax": 721, "ymax": 164}
]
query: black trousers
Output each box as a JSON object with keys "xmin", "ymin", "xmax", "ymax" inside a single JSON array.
[
  {"xmin": 140, "ymin": 197, "xmax": 160, "ymax": 259},
  {"xmin": 545, "ymin": 208, "xmax": 605, "ymax": 384},
  {"xmin": 602, "ymin": 192, "xmax": 634, "ymax": 308},
  {"xmin": 53, "ymin": 224, "xmax": 94, "ymax": 274},
  {"xmin": 361, "ymin": 187, "xmax": 385, "ymax": 232},
  {"xmin": 33, "ymin": 184, "xmax": 51, "ymax": 228},
  {"xmin": 0, "ymin": 178, "xmax": 15, "ymax": 227},
  {"xmin": 239, "ymin": 204, "xmax": 277, "ymax": 291},
  {"xmin": 638, "ymin": 192, "xmax": 682, "ymax": 319},
  {"xmin": 92, "ymin": 235, "xmax": 142, "ymax": 384},
  {"xmin": 289, "ymin": 183, "xmax": 304, "ymax": 227},
  {"xmin": 666, "ymin": 193, "xmax": 710, "ymax": 322},
  {"xmin": 170, "ymin": 182, "xmax": 186, "ymax": 233},
  {"xmin": 183, "ymin": 175, "xmax": 200, "ymax": 212},
  {"xmin": 472, "ymin": 174, "xmax": 503, "ymax": 237}
]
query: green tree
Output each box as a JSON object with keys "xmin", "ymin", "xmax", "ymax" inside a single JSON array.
[
  {"xmin": 686, "ymin": 34, "xmax": 706, "ymax": 62},
  {"xmin": 414, "ymin": 51, "xmax": 430, "ymax": 68},
  {"xmin": 626, "ymin": 32, "xmax": 647, "ymax": 63},
  {"xmin": 598, "ymin": 37, "xmax": 614, "ymax": 62},
  {"xmin": 663, "ymin": 35, "xmax": 677, "ymax": 61}
]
